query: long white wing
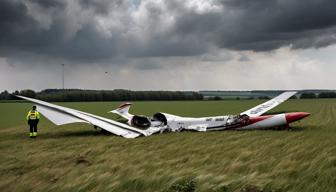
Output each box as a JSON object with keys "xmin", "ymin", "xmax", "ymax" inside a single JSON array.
[
  {"xmin": 35, "ymin": 104, "xmax": 87, "ymax": 125},
  {"xmin": 16, "ymin": 95, "xmax": 147, "ymax": 138},
  {"xmin": 240, "ymin": 91, "xmax": 297, "ymax": 117}
]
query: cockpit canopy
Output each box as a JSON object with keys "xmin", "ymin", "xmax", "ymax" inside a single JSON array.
[
  {"xmin": 153, "ymin": 113, "xmax": 167, "ymax": 125},
  {"xmin": 225, "ymin": 114, "xmax": 250, "ymax": 128},
  {"xmin": 130, "ymin": 113, "xmax": 168, "ymax": 129},
  {"xmin": 131, "ymin": 115, "xmax": 151, "ymax": 128}
]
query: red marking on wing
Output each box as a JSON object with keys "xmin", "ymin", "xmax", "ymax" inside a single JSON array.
[{"xmin": 118, "ymin": 103, "xmax": 132, "ymax": 108}]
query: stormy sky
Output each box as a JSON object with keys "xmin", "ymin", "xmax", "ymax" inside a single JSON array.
[{"xmin": 0, "ymin": 0, "xmax": 336, "ymax": 91}]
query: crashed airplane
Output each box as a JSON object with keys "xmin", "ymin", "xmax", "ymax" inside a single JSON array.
[{"xmin": 16, "ymin": 91, "xmax": 310, "ymax": 138}]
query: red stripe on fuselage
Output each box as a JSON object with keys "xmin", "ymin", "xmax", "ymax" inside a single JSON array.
[{"xmin": 247, "ymin": 115, "xmax": 274, "ymax": 125}]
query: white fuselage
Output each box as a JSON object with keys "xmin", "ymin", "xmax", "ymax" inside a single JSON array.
[{"xmin": 142, "ymin": 112, "xmax": 308, "ymax": 136}]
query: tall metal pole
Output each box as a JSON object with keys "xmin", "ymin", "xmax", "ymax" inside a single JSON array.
[{"xmin": 62, "ymin": 64, "xmax": 64, "ymax": 89}]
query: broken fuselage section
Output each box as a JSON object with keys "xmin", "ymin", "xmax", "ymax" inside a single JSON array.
[{"xmin": 121, "ymin": 112, "xmax": 252, "ymax": 135}]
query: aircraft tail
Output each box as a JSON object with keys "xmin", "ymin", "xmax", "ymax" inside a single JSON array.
[{"xmin": 109, "ymin": 103, "xmax": 134, "ymax": 120}]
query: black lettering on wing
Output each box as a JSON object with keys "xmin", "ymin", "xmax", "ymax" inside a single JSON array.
[{"xmin": 249, "ymin": 101, "xmax": 277, "ymax": 114}]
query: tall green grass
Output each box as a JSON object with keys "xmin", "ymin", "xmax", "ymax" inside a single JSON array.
[{"xmin": 0, "ymin": 99, "xmax": 335, "ymax": 191}]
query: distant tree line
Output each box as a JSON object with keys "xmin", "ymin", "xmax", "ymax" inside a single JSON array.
[
  {"xmin": 0, "ymin": 89, "xmax": 203, "ymax": 102},
  {"xmin": 317, "ymin": 92, "xmax": 336, "ymax": 98},
  {"xmin": 300, "ymin": 92, "xmax": 336, "ymax": 99},
  {"xmin": 2, "ymin": 89, "xmax": 336, "ymax": 101}
]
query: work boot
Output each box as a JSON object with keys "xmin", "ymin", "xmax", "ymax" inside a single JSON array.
[{"xmin": 29, "ymin": 132, "xmax": 33, "ymax": 138}]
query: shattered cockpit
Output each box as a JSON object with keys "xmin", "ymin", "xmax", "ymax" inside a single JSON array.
[
  {"xmin": 224, "ymin": 114, "xmax": 250, "ymax": 129},
  {"xmin": 130, "ymin": 113, "xmax": 168, "ymax": 129}
]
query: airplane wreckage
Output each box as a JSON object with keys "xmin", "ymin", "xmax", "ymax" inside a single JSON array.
[{"xmin": 17, "ymin": 91, "xmax": 310, "ymax": 138}]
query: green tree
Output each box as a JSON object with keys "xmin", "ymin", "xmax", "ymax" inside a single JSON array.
[
  {"xmin": 300, "ymin": 92, "xmax": 316, "ymax": 99},
  {"xmin": 318, "ymin": 92, "xmax": 336, "ymax": 98},
  {"xmin": 19, "ymin": 89, "xmax": 36, "ymax": 98}
]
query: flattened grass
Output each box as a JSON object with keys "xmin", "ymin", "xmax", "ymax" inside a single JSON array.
[{"xmin": 0, "ymin": 99, "xmax": 336, "ymax": 191}]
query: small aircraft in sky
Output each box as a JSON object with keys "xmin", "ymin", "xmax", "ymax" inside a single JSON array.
[{"xmin": 16, "ymin": 91, "xmax": 310, "ymax": 138}]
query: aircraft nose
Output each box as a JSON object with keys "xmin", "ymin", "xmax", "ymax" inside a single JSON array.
[{"xmin": 285, "ymin": 112, "xmax": 310, "ymax": 123}]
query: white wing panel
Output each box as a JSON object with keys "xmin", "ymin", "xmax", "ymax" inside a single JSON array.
[
  {"xmin": 36, "ymin": 104, "xmax": 86, "ymax": 125},
  {"xmin": 240, "ymin": 91, "xmax": 297, "ymax": 117}
]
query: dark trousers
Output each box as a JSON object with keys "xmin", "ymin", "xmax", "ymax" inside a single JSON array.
[{"xmin": 28, "ymin": 120, "xmax": 38, "ymax": 132}]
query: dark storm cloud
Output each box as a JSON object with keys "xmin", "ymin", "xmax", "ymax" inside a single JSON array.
[
  {"xmin": 0, "ymin": 1, "xmax": 58, "ymax": 54},
  {"xmin": 0, "ymin": 1, "xmax": 36, "ymax": 45},
  {"xmin": 222, "ymin": 0, "xmax": 336, "ymax": 50},
  {"xmin": 0, "ymin": 0, "xmax": 336, "ymax": 63},
  {"xmin": 0, "ymin": 0, "xmax": 123, "ymax": 62},
  {"xmin": 30, "ymin": 0, "xmax": 65, "ymax": 9},
  {"xmin": 170, "ymin": 0, "xmax": 336, "ymax": 51},
  {"xmin": 78, "ymin": 0, "xmax": 123, "ymax": 15}
]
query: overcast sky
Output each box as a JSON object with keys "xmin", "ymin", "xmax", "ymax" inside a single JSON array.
[{"xmin": 0, "ymin": 0, "xmax": 336, "ymax": 92}]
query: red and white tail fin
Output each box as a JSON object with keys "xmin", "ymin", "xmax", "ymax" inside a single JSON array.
[{"xmin": 109, "ymin": 103, "xmax": 134, "ymax": 120}]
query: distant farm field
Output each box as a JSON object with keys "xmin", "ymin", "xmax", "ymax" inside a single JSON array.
[{"xmin": 0, "ymin": 99, "xmax": 336, "ymax": 192}]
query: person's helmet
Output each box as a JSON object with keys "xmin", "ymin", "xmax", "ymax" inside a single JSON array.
[{"xmin": 32, "ymin": 106, "xmax": 37, "ymax": 110}]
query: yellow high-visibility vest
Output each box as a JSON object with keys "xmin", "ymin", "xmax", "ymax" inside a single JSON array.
[{"xmin": 26, "ymin": 110, "xmax": 40, "ymax": 120}]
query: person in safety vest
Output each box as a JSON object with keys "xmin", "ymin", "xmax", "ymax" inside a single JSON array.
[{"xmin": 26, "ymin": 106, "xmax": 40, "ymax": 138}]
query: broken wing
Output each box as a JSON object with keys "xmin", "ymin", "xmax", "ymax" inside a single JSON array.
[{"xmin": 16, "ymin": 95, "xmax": 147, "ymax": 138}]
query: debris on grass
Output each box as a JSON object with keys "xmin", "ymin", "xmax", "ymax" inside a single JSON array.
[
  {"xmin": 165, "ymin": 178, "xmax": 197, "ymax": 192},
  {"xmin": 75, "ymin": 150, "xmax": 92, "ymax": 165},
  {"xmin": 241, "ymin": 184, "xmax": 263, "ymax": 192},
  {"xmin": 75, "ymin": 155, "xmax": 91, "ymax": 165}
]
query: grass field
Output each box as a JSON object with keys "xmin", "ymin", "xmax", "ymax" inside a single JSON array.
[{"xmin": 0, "ymin": 99, "xmax": 336, "ymax": 192}]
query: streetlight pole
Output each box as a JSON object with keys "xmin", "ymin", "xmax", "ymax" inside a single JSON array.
[{"xmin": 62, "ymin": 64, "xmax": 64, "ymax": 89}]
